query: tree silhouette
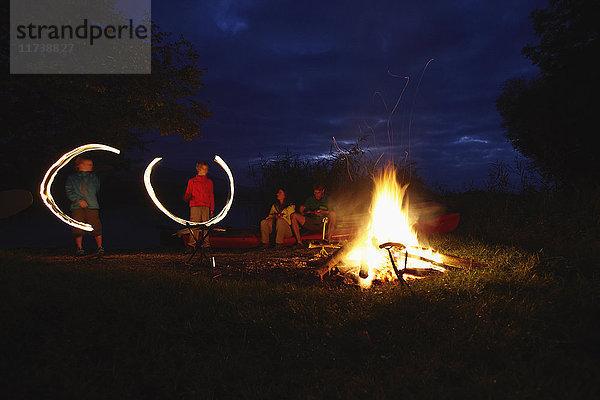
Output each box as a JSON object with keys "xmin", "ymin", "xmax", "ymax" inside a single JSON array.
[
  {"xmin": 1, "ymin": 0, "xmax": 211, "ymax": 189},
  {"xmin": 497, "ymin": 0, "xmax": 599, "ymax": 188}
]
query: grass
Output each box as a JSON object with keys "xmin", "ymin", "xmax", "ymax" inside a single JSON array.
[{"xmin": 1, "ymin": 233, "xmax": 598, "ymax": 399}]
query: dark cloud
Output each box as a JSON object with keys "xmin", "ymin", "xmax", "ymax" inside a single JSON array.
[{"xmin": 146, "ymin": 0, "xmax": 547, "ymax": 189}]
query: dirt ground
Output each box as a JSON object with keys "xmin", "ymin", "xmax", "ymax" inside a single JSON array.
[
  {"xmin": 10, "ymin": 242, "xmax": 453, "ymax": 290},
  {"xmin": 12, "ymin": 245, "xmax": 346, "ymax": 286}
]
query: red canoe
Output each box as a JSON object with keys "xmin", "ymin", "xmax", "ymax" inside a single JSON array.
[
  {"xmin": 181, "ymin": 213, "xmax": 460, "ymax": 248},
  {"xmin": 413, "ymin": 213, "xmax": 460, "ymax": 235}
]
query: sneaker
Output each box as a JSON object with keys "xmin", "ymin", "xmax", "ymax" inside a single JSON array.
[
  {"xmin": 75, "ymin": 248, "xmax": 85, "ymax": 256},
  {"xmin": 96, "ymin": 247, "xmax": 105, "ymax": 256}
]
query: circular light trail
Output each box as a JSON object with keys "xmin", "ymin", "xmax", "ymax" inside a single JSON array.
[
  {"xmin": 40, "ymin": 144, "xmax": 121, "ymax": 231},
  {"xmin": 143, "ymin": 155, "xmax": 234, "ymax": 227}
]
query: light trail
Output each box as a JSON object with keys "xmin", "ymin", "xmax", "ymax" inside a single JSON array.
[
  {"xmin": 40, "ymin": 144, "xmax": 121, "ymax": 231},
  {"xmin": 143, "ymin": 155, "xmax": 234, "ymax": 227}
]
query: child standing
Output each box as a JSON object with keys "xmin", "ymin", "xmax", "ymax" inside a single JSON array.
[
  {"xmin": 65, "ymin": 156, "xmax": 104, "ymax": 256},
  {"xmin": 183, "ymin": 161, "xmax": 214, "ymax": 247}
]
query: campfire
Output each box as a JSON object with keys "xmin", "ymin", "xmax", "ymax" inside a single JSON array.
[{"xmin": 322, "ymin": 166, "xmax": 452, "ymax": 289}]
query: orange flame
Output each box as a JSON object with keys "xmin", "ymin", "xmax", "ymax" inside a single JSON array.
[{"xmin": 343, "ymin": 166, "xmax": 444, "ymax": 288}]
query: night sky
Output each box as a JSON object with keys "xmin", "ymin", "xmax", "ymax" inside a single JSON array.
[{"xmin": 142, "ymin": 0, "xmax": 546, "ymax": 190}]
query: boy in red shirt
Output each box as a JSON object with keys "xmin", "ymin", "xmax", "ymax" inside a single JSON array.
[{"xmin": 183, "ymin": 161, "xmax": 214, "ymax": 247}]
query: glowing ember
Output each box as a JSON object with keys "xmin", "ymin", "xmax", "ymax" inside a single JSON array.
[
  {"xmin": 40, "ymin": 144, "xmax": 121, "ymax": 231},
  {"xmin": 342, "ymin": 166, "xmax": 444, "ymax": 288},
  {"xmin": 143, "ymin": 155, "xmax": 234, "ymax": 227}
]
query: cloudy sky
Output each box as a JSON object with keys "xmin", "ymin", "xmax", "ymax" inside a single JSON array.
[{"xmin": 144, "ymin": 0, "xmax": 546, "ymax": 189}]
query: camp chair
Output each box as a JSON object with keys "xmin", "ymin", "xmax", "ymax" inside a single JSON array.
[{"xmin": 183, "ymin": 223, "xmax": 218, "ymax": 266}]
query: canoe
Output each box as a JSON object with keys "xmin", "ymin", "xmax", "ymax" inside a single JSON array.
[
  {"xmin": 180, "ymin": 213, "xmax": 460, "ymax": 248},
  {"xmin": 414, "ymin": 213, "xmax": 460, "ymax": 235},
  {"xmin": 0, "ymin": 189, "xmax": 33, "ymax": 219}
]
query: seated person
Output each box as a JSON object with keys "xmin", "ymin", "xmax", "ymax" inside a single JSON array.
[
  {"xmin": 260, "ymin": 188, "xmax": 295, "ymax": 247},
  {"xmin": 291, "ymin": 183, "xmax": 337, "ymax": 245}
]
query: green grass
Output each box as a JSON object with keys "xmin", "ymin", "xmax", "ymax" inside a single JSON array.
[{"xmin": 1, "ymin": 239, "xmax": 599, "ymax": 399}]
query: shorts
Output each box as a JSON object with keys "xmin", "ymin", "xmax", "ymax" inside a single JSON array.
[
  {"xmin": 302, "ymin": 216, "xmax": 324, "ymax": 232},
  {"xmin": 72, "ymin": 208, "xmax": 102, "ymax": 237}
]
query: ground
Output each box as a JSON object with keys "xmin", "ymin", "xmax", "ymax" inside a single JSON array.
[
  {"xmin": 1, "ymin": 238, "xmax": 598, "ymax": 399},
  {"xmin": 13, "ymin": 246, "xmax": 333, "ymax": 285}
]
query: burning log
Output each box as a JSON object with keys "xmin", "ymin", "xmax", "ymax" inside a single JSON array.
[
  {"xmin": 378, "ymin": 243, "xmax": 414, "ymax": 294},
  {"xmin": 310, "ymin": 238, "xmax": 485, "ymax": 288},
  {"xmin": 310, "ymin": 165, "xmax": 487, "ymax": 288},
  {"xmin": 379, "ymin": 242, "xmax": 457, "ymax": 271},
  {"xmin": 439, "ymin": 253, "xmax": 487, "ymax": 269},
  {"xmin": 311, "ymin": 243, "xmax": 355, "ymax": 280},
  {"xmin": 379, "ymin": 242, "xmax": 486, "ymax": 270},
  {"xmin": 313, "ymin": 242, "xmax": 486, "ymax": 286},
  {"xmin": 311, "ymin": 240, "xmax": 483, "ymax": 285}
]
